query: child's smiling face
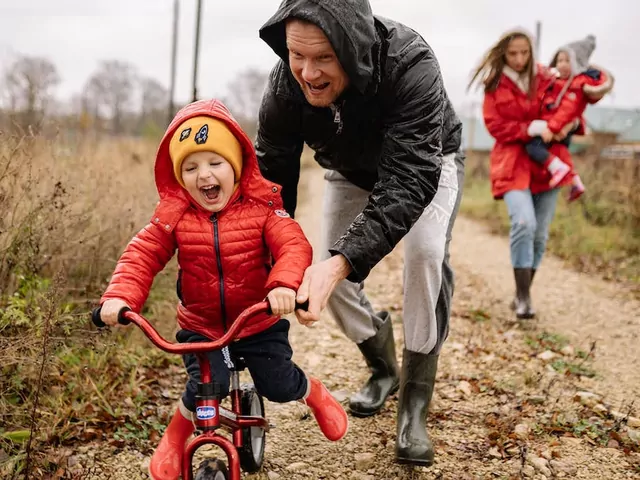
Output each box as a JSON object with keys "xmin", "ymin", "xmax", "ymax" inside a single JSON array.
[
  {"xmin": 181, "ymin": 151, "xmax": 236, "ymax": 212},
  {"xmin": 556, "ymin": 51, "xmax": 572, "ymax": 78}
]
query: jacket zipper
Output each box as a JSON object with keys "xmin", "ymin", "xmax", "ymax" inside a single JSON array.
[
  {"xmin": 211, "ymin": 213, "xmax": 228, "ymax": 331},
  {"xmin": 330, "ymin": 102, "xmax": 343, "ymax": 135}
]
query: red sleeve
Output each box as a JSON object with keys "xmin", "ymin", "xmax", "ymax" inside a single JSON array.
[
  {"xmin": 263, "ymin": 211, "xmax": 312, "ymax": 291},
  {"xmin": 547, "ymin": 83, "xmax": 582, "ymax": 133},
  {"xmin": 583, "ymin": 68, "xmax": 615, "ymax": 104},
  {"xmin": 101, "ymin": 222, "xmax": 177, "ymax": 312},
  {"xmin": 483, "ymin": 91, "xmax": 531, "ymax": 143}
]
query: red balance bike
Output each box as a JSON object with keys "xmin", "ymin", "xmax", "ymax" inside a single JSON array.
[{"xmin": 91, "ymin": 301, "xmax": 306, "ymax": 480}]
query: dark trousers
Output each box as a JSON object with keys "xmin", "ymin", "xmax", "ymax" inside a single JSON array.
[
  {"xmin": 177, "ymin": 319, "xmax": 308, "ymax": 412},
  {"xmin": 525, "ymin": 132, "xmax": 575, "ymax": 165}
]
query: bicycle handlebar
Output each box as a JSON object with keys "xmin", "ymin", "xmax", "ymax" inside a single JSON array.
[{"xmin": 90, "ymin": 300, "xmax": 309, "ymax": 354}]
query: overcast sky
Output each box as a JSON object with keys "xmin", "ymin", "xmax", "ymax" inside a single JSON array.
[{"xmin": 1, "ymin": 0, "xmax": 638, "ymax": 114}]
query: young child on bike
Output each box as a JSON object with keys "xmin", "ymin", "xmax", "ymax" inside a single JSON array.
[
  {"xmin": 525, "ymin": 34, "xmax": 614, "ymax": 201},
  {"xmin": 97, "ymin": 99, "xmax": 348, "ymax": 480}
]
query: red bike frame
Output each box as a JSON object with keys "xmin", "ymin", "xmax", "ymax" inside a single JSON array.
[{"xmin": 116, "ymin": 301, "xmax": 272, "ymax": 480}]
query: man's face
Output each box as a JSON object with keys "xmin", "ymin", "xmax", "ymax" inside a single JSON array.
[{"xmin": 285, "ymin": 19, "xmax": 349, "ymax": 107}]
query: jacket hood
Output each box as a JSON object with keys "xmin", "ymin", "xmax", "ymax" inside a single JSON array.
[
  {"xmin": 152, "ymin": 99, "xmax": 283, "ymax": 230},
  {"xmin": 259, "ymin": 0, "xmax": 378, "ymax": 94},
  {"xmin": 550, "ymin": 34, "xmax": 596, "ymax": 75}
]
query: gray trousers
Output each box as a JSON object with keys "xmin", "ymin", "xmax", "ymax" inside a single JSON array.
[{"xmin": 321, "ymin": 152, "xmax": 464, "ymax": 354}]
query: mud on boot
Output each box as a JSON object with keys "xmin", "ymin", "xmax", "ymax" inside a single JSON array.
[
  {"xmin": 395, "ymin": 350, "xmax": 438, "ymax": 466},
  {"xmin": 349, "ymin": 312, "xmax": 400, "ymax": 417}
]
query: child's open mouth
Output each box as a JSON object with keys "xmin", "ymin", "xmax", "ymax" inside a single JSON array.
[{"xmin": 201, "ymin": 184, "xmax": 221, "ymax": 202}]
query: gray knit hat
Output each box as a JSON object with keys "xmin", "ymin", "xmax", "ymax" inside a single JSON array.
[{"xmin": 552, "ymin": 34, "xmax": 596, "ymax": 74}]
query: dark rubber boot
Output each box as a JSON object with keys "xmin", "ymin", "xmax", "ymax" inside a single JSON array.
[
  {"xmin": 395, "ymin": 350, "xmax": 438, "ymax": 466},
  {"xmin": 510, "ymin": 268, "xmax": 535, "ymax": 311},
  {"xmin": 513, "ymin": 268, "xmax": 535, "ymax": 319},
  {"xmin": 349, "ymin": 312, "xmax": 400, "ymax": 417}
]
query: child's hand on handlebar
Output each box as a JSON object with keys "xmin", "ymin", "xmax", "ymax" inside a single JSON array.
[
  {"xmin": 100, "ymin": 299, "xmax": 130, "ymax": 326},
  {"xmin": 267, "ymin": 287, "xmax": 296, "ymax": 316}
]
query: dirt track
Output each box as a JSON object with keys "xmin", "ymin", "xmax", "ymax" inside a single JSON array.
[{"xmin": 74, "ymin": 164, "xmax": 640, "ymax": 479}]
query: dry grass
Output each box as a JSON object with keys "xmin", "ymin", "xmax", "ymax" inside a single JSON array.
[
  {"xmin": 0, "ymin": 131, "xmax": 181, "ymax": 477},
  {"xmin": 461, "ymin": 151, "xmax": 640, "ymax": 290},
  {"xmin": 0, "ymin": 132, "xmax": 160, "ymax": 294}
]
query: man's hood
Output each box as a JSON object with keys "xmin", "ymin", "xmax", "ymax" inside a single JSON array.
[{"xmin": 259, "ymin": 0, "xmax": 378, "ymax": 94}]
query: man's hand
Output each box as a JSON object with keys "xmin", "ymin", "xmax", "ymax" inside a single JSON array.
[
  {"xmin": 295, "ymin": 255, "xmax": 352, "ymax": 327},
  {"xmin": 267, "ymin": 287, "xmax": 296, "ymax": 316},
  {"xmin": 100, "ymin": 299, "xmax": 130, "ymax": 327}
]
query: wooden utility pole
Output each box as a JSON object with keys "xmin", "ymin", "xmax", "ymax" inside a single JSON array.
[
  {"xmin": 168, "ymin": 0, "xmax": 179, "ymax": 125},
  {"xmin": 192, "ymin": 0, "xmax": 203, "ymax": 102}
]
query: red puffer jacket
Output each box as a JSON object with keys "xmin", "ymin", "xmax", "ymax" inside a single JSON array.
[
  {"xmin": 483, "ymin": 66, "xmax": 574, "ymax": 199},
  {"xmin": 541, "ymin": 68, "xmax": 614, "ymax": 134},
  {"xmin": 101, "ymin": 99, "xmax": 313, "ymax": 340}
]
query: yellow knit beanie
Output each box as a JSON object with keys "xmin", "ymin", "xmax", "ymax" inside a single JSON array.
[{"xmin": 169, "ymin": 116, "xmax": 243, "ymax": 187}]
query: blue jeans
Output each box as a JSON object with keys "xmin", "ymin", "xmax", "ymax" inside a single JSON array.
[{"xmin": 503, "ymin": 189, "xmax": 560, "ymax": 269}]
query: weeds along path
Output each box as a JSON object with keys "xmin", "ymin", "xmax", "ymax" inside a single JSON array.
[{"xmin": 74, "ymin": 164, "xmax": 640, "ymax": 479}]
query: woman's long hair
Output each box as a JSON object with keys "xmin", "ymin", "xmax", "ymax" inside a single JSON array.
[{"xmin": 468, "ymin": 30, "xmax": 536, "ymax": 97}]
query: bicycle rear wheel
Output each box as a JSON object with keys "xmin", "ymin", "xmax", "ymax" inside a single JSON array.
[{"xmin": 238, "ymin": 384, "xmax": 266, "ymax": 473}]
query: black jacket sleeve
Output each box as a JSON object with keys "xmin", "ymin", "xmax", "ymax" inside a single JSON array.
[
  {"xmin": 330, "ymin": 50, "xmax": 444, "ymax": 282},
  {"xmin": 255, "ymin": 64, "xmax": 305, "ymax": 217}
]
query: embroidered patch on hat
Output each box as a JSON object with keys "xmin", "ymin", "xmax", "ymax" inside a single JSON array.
[
  {"xmin": 179, "ymin": 127, "xmax": 191, "ymax": 142},
  {"xmin": 274, "ymin": 209, "xmax": 290, "ymax": 218},
  {"xmin": 195, "ymin": 124, "xmax": 208, "ymax": 145}
]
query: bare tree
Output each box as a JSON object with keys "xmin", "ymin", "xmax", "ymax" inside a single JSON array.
[
  {"xmin": 140, "ymin": 77, "xmax": 168, "ymax": 130},
  {"xmin": 224, "ymin": 68, "xmax": 269, "ymax": 122},
  {"xmin": 2, "ymin": 55, "xmax": 60, "ymax": 129},
  {"xmin": 85, "ymin": 60, "xmax": 137, "ymax": 134},
  {"xmin": 82, "ymin": 75, "xmax": 106, "ymax": 124}
]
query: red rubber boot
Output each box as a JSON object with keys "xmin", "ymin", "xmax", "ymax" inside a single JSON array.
[
  {"xmin": 302, "ymin": 377, "xmax": 349, "ymax": 441},
  {"xmin": 149, "ymin": 401, "xmax": 195, "ymax": 480}
]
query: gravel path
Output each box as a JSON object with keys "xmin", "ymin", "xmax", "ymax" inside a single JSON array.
[{"xmin": 69, "ymin": 164, "xmax": 640, "ymax": 479}]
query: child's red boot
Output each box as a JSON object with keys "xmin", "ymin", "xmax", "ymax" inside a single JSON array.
[
  {"xmin": 149, "ymin": 401, "xmax": 195, "ymax": 480},
  {"xmin": 302, "ymin": 377, "xmax": 349, "ymax": 441}
]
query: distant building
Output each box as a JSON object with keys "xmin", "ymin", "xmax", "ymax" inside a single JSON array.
[{"xmin": 461, "ymin": 105, "xmax": 640, "ymax": 159}]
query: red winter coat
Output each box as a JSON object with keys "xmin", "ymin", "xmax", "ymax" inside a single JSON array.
[
  {"xmin": 541, "ymin": 69, "xmax": 614, "ymax": 134},
  {"xmin": 101, "ymin": 99, "xmax": 313, "ymax": 340},
  {"xmin": 483, "ymin": 66, "xmax": 574, "ymax": 199}
]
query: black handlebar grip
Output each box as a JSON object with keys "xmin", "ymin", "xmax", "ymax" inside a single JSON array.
[
  {"xmin": 117, "ymin": 306, "xmax": 132, "ymax": 325},
  {"xmin": 295, "ymin": 300, "xmax": 309, "ymax": 311},
  {"xmin": 91, "ymin": 305, "xmax": 132, "ymax": 327},
  {"xmin": 266, "ymin": 300, "xmax": 310, "ymax": 316},
  {"xmin": 91, "ymin": 306, "xmax": 106, "ymax": 328}
]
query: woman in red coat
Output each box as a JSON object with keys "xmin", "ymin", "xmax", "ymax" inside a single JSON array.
[
  {"xmin": 469, "ymin": 29, "xmax": 574, "ymax": 320},
  {"xmin": 97, "ymin": 99, "xmax": 348, "ymax": 480}
]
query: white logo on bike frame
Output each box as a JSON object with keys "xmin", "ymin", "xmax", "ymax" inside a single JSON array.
[{"xmin": 196, "ymin": 406, "xmax": 217, "ymax": 420}]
